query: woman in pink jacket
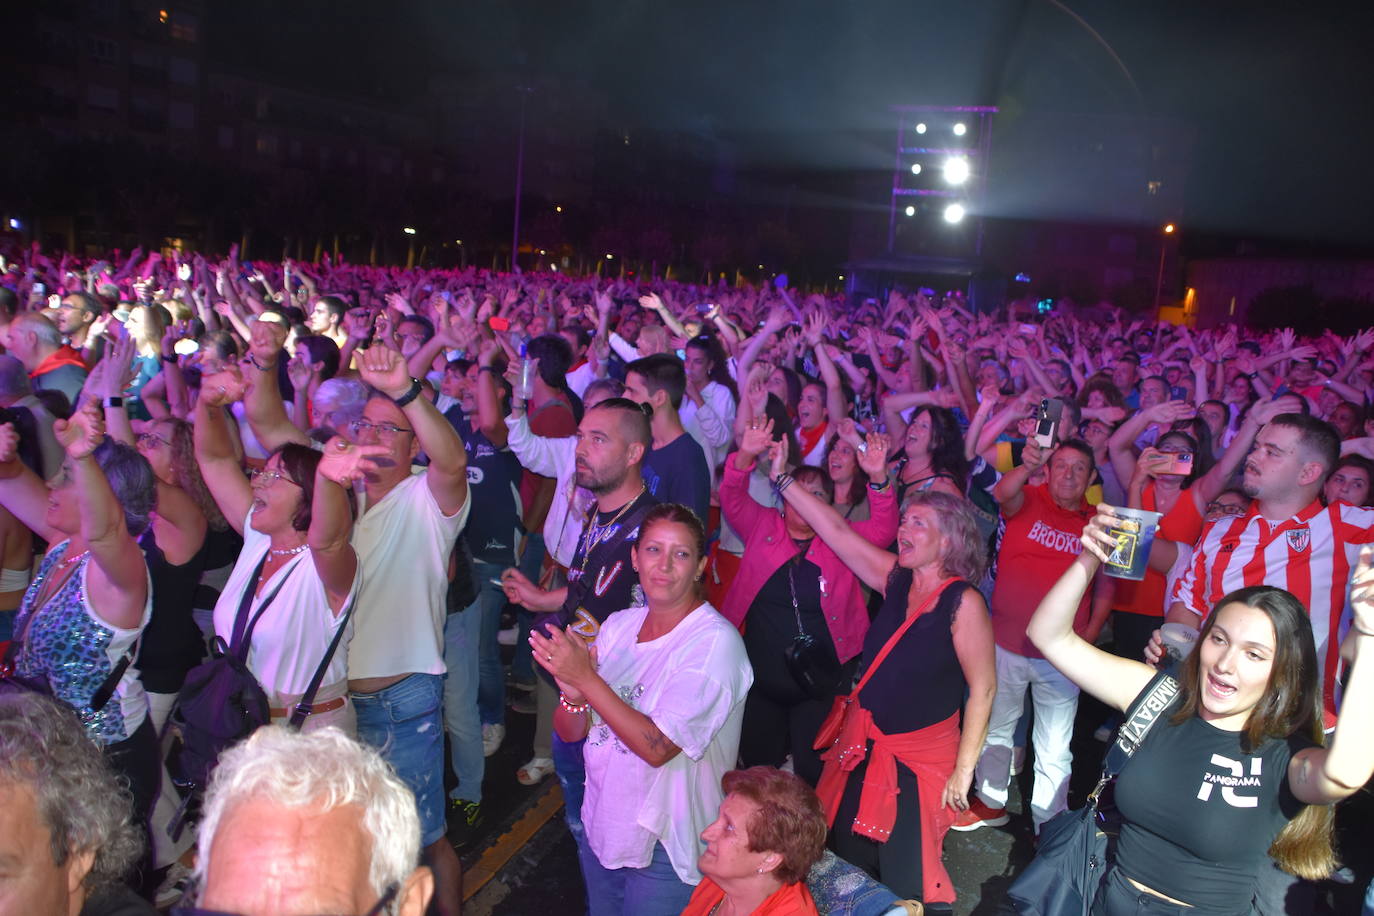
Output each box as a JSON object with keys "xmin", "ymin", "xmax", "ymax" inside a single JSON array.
[{"xmin": 721, "ymin": 417, "xmax": 897, "ymax": 785}]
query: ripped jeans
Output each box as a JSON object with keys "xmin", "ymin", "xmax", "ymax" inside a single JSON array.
[{"xmin": 353, "ymin": 673, "xmax": 447, "ymax": 847}]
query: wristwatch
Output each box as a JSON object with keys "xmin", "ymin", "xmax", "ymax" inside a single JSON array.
[
  {"xmin": 392, "ymin": 378, "xmax": 423, "ymax": 408},
  {"xmin": 103, "ymin": 396, "xmax": 124, "ymax": 408}
]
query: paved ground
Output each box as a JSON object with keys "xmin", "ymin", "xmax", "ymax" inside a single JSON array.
[{"xmin": 457, "ymin": 688, "xmax": 1372, "ymax": 915}]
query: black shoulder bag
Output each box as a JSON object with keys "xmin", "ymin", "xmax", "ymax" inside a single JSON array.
[
  {"xmin": 1007, "ymin": 670, "xmax": 1181, "ymax": 916},
  {"xmin": 167, "ymin": 553, "xmax": 356, "ymax": 836}
]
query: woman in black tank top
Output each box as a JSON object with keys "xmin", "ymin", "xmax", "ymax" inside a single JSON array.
[
  {"xmin": 1027, "ymin": 508, "xmax": 1374, "ymax": 914},
  {"xmin": 771, "ymin": 431, "xmax": 996, "ymax": 909}
]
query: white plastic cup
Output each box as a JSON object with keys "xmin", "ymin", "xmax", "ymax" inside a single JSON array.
[
  {"xmin": 1160, "ymin": 623, "xmax": 1199, "ymax": 664},
  {"xmin": 516, "ymin": 358, "xmax": 537, "ymax": 400},
  {"xmin": 1100, "ymin": 507, "xmax": 1164, "ymax": 581}
]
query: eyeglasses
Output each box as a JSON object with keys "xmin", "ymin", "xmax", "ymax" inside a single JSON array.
[
  {"xmin": 137, "ymin": 431, "xmax": 172, "ymax": 448},
  {"xmin": 170, "ymin": 881, "xmax": 399, "ymax": 916},
  {"xmin": 349, "ymin": 419, "xmax": 413, "ymax": 442},
  {"xmin": 248, "ymin": 467, "xmax": 299, "ymax": 487},
  {"xmin": 1206, "ymin": 501, "xmax": 1247, "ymax": 518}
]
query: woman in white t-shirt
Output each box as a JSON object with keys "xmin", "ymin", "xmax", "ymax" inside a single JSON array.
[
  {"xmin": 195, "ymin": 386, "xmax": 381, "ymax": 735},
  {"xmin": 531, "ymin": 503, "xmax": 753, "ymax": 915}
]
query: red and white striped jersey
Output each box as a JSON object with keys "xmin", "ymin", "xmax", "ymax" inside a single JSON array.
[{"xmin": 1171, "ymin": 499, "xmax": 1374, "ymax": 722}]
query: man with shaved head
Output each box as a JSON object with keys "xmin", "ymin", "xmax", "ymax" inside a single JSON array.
[{"xmin": 499, "ymin": 396, "xmax": 660, "ymax": 894}]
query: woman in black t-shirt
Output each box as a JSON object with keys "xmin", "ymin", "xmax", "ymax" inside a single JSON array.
[{"xmin": 1027, "ymin": 508, "xmax": 1374, "ymax": 915}]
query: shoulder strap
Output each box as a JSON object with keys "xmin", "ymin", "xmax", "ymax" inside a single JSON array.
[
  {"xmin": 1104, "ymin": 670, "xmax": 1181, "ymax": 776},
  {"xmin": 852, "ymin": 577, "xmax": 960, "ymax": 695},
  {"xmin": 288, "ymin": 589, "xmax": 358, "ymax": 729},
  {"xmin": 231, "ymin": 554, "xmax": 305, "ymax": 660}
]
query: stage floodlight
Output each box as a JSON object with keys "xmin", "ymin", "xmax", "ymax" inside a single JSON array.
[
  {"xmin": 904, "ymin": 205, "xmax": 916, "ymax": 217},
  {"xmin": 943, "ymin": 157, "xmax": 970, "ymax": 185},
  {"xmin": 953, "ymin": 122, "xmax": 967, "ymax": 136},
  {"xmin": 915, "ymin": 122, "xmax": 927, "ymax": 134},
  {"xmin": 943, "ymin": 203, "xmax": 965, "ymax": 223},
  {"xmin": 910, "ymin": 163, "xmax": 922, "ymax": 175}
]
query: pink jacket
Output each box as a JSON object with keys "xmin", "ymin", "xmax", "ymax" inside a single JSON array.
[{"xmin": 719, "ymin": 455, "xmax": 899, "ymax": 663}]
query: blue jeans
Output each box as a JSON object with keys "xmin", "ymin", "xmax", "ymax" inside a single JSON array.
[
  {"xmin": 443, "ymin": 610, "xmax": 484, "ymax": 805},
  {"xmin": 581, "ymin": 841, "xmax": 695, "ymax": 916},
  {"xmin": 0, "ymin": 609, "xmax": 13, "ymax": 642},
  {"xmin": 512, "ymin": 533, "xmax": 547, "ymax": 683},
  {"xmin": 353, "ymin": 673, "xmax": 446, "ymax": 847},
  {"xmin": 554, "ymin": 732, "xmax": 595, "ymax": 910},
  {"xmin": 470, "ymin": 560, "xmax": 507, "ymax": 726}
]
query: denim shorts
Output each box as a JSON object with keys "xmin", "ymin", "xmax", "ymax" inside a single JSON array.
[{"xmin": 353, "ymin": 673, "xmax": 446, "ymax": 847}]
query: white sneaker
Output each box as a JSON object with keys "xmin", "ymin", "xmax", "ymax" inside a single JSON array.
[
  {"xmin": 482, "ymin": 723, "xmax": 506, "ymax": 757},
  {"xmin": 497, "ymin": 626, "xmax": 518, "ymax": 647}
]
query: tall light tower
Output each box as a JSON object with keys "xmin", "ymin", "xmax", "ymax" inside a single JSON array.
[{"xmin": 886, "ymin": 105, "xmax": 997, "ymax": 258}]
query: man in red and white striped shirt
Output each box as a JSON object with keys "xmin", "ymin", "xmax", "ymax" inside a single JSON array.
[{"xmin": 1166, "ymin": 413, "xmax": 1373, "ymax": 723}]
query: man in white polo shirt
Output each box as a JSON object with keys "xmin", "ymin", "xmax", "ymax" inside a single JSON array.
[{"xmin": 241, "ymin": 332, "xmax": 470, "ymax": 916}]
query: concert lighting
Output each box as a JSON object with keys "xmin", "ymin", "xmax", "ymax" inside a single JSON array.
[{"xmin": 943, "ymin": 203, "xmax": 965, "ymax": 223}]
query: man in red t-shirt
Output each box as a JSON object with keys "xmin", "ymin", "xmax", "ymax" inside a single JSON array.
[{"xmin": 953, "ymin": 438, "xmax": 1112, "ymax": 833}]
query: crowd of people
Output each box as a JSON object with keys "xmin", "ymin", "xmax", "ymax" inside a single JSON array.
[{"xmin": 2, "ymin": 239, "xmax": 1374, "ymax": 916}]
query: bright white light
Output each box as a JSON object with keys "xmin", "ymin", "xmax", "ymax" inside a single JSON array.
[
  {"xmin": 943, "ymin": 156, "xmax": 970, "ymax": 185},
  {"xmin": 904, "ymin": 206, "xmax": 916, "ymax": 217},
  {"xmin": 555, "ymin": 206, "xmax": 563, "ymax": 213},
  {"xmin": 953, "ymin": 122, "xmax": 967, "ymax": 136},
  {"xmin": 838, "ymin": 275, "xmax": 845, "ymax": 281},
  {"xmin": 402, "ymin": 227, "xmax": 417, "ymax": 235},
  {"xmin": 550, "ymin": 264, "xmax": 558, "ymax": 271},
  {"xmin": 7, "ymin": 219, "xmax": 18, "ymax": 230},
  {"xmin": 915, "ymin": 122, "xmax": 927, "ymax": 134},
  {"xmin": 943, "ymin": 203, "xmax": 966, "ymax": 224},
  {"xmin": 455, "ymin": 239, "xmax": 463, "ymax": 245},
  {"xmin": 605, "ymin": 254, "xmax": 614, "ymax": 260},
  {"xmin": 910, "ymin": 163, "xmax": 922, "ymax": 175}
]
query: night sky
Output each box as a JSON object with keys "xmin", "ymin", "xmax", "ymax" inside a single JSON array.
[{"xmin": 210, "ymin": 0, "xmax": 1374, "ymax": 247}]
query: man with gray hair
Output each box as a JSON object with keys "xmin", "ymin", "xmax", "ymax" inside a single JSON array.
[
  {"xmin": 5, "ymin": 310, "xmax": 88, "ymax": 405},
  {"xmin": 0, "ymin": 688, "xmax": 154, "ymax": 916},
  {"xmin": 181, "ymin": 725, "xmax": 435, "ymax": 916}
]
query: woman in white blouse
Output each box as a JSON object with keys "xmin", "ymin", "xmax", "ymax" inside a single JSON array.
[
  {"xmin": 531, "ymin": 503, "xmax": 753, "ymax": 915},
  {"xmin": 194, "ymin": 385, "xmax": 381, "ymax": 734}
]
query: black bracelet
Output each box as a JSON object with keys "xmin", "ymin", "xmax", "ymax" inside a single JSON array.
[
  {"xmin": 392, "ymin": 378, "xmax": 423, "ymax": 408},
  {"xmin": 102, "ymin": 396, "xmax": 124, "ymax": 408},
  {"xmin": 868, "ymin": 476, "xmax": 891, "ymax": 492},
  {"xmin": 774, "ymin": 472, "xmax": 794, "ymax": 494}
]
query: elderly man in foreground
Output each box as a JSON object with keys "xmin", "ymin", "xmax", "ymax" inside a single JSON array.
[{"xmin": 181, "ymin": 726, "xmax": 435, "ymax": 916}]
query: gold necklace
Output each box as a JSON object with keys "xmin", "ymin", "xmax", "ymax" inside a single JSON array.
[{"xmin": 576, "ymin": 486, "xmax": 646, "ymax": 577}]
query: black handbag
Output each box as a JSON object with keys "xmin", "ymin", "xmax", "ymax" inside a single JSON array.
[
  {"xmin": 1007, "ymin": 670, "xmax": 1180, "ymax": 915},
  {"xmin": 167, "ymin": 552, "xmax": 355, "ymax": 837},
  {"xmin": 781, "ymin": 559, "xmax": 843, "ymax": 701}
]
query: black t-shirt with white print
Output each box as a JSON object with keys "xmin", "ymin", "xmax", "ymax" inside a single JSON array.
[{"xmin": 1113, "ymin": 700, "xmax": 1313, "ymax": 913}]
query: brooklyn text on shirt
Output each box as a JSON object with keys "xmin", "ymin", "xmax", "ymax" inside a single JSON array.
[{"xmin": 1025, "ymin": 520, "xmax": 1085, "ymax": 556}]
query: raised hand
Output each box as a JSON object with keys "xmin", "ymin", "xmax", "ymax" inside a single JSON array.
[
  {"xmin": 767, "ymin": 433, "xmax": 791, "ymax": 481},
  {"xmin": 286, "ymin": 352, "xmax": 314, "ymax": 391},
  {"xmin": 54, "ymin": 403, "xmax": 105, "ymax": 460},
  {"xmin": 200, "ymin": 365, "xmax": 248, "ymax": 408},
  {"xmin": 316, "ymin": 436, "xmax": 389, "ymax": 486},
  {"xmin": 343, "ymin": 307, "xmax": 373, "ymax": 342},
  {"xmin": 248, "ymin": 318, "xmax": 286, "ymax": 368},
  {"xmin": 802, "ymin": 310, "xmax": 826, "ymax": 347},
  {"xmin": 1079, "ymin": 506, "xmax": 1122, "ymax": 565},
  {"xmin": 856, "ymin": 432, "xmax": 890, "ymax": 481},
  {"xmin": 739, "ymin": 416, "xmax": 774, "ymax": 461},
  {"xmin": 356, "ymin": 344, "xmax": 411, "ymax": 399}
]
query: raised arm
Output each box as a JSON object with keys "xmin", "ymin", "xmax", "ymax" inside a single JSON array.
[
  {"xmin": 310, "ymin": 439, "xmax": 386, "ymax": 613},
  {"xmin": 1026, "ymin": 509, "xmax": 1155, "ymax": 712},
  {"xmin": 992, "ymin": 437, "xmax": 1049, "ymax": 517},
  {"xmin": 56, "ymin": 405, "xmax": 149, "ymax": 630},
  {"xmin": 241, "ymin": 318, "xmax": 310, "ymax": 451},
  {"xmin": 357, "ymin": 345, "xmax": 468, "ymax": 516},
  {"xmin": 193, "ymin": 374, "xmax": 254, "ymax": 536},
  {"xmin": 770, "ymin": 430, "xmax": 897, "ymax": 592},
  {"xmin": 474, "ymin": 339, "xmax": 509, "ymax": 448}
]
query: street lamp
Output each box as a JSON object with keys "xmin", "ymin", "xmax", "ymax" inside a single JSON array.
[
  {"xmin": 1154, "ymin": 223, "xmax": 1178, "ymax": 312},
  {"xmin": 402, "ymin": 227, "xmax": 417, "ymax": 235}
]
